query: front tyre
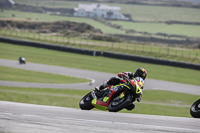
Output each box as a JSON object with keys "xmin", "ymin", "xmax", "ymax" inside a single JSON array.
[
  {"xmin": 79, "ymin": 92, "xmax": 94, "ymax": 110},
  {"xmin": 108, "ymin": 94, "xmax": 132, "ymax": 112},
  {"xmin": 190, "ymin": 99, "xmax": 200, "ymax": 118}
]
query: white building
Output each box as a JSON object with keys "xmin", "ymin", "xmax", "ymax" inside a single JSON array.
[{"xmin": 74, "ymin": 4, "xmax": 128, "ymax": 20}]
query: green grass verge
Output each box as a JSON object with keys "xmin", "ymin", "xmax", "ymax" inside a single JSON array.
[
  {"xmin": 121, "ymin": 103, "xmax": 190, "ymax": 117},
  {"xmin": 0, "ymin": 90, "xmax": 81, "ymax": 108},
  {"xmin": 1, "ymin": 42, "xmax": 200, "ymax": 86},
  {"xmin": 0, "ymin": 65, "xmax": 89, "ymax": 83},
  {"xmin": 142, "ymin": 90, "xmax": 199, "ymax": 105},
  {"xmin": 0, "ymin": 86, "xmax": 88, "ymax": 96},
  {"xmin": 0, "ymin": 86, "xmax": 198, "ymax": 117}
]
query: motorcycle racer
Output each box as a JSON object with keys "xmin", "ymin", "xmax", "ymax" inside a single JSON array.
[
  {"xmin": 95, "ymin": 68, "xmax": 147, "ymax": 91},
  {"xmin": 95, "ymin": 68, "xmax": 147, "ymax": 110}
]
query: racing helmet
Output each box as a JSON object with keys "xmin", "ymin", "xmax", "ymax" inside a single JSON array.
[{"xmin": 133, "ymin": 68, "xmax": 147, "ymax": 80}]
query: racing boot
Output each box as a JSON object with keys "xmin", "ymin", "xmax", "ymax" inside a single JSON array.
[
  {"xmin": 95, "ymin": 82, "xmax": 108, "ymax": 91},
  {"xmin": 95, "ymin": 85, "xmax": 104, "ymax": 92},
  {"xmin": 126, "ymin": 103, "xmax": 135, "ymax": 111},
  {"xmin": 95, "ymin": 82, "xmax": 108, "ymax": 97}
]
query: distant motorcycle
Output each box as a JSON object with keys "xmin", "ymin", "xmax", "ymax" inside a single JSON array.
[
  {"xmin": 190, "ymin": 99, "xmax": 200, "ymax": 118},
  {"xmin": 19, "ymin": 57, "xmax": 26, "ymax": 64},
  {"xmin": 79, "ymin": 79, "xmax": 137, "ymax": 112}
]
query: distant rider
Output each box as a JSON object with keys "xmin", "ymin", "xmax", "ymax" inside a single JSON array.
[
  {"xmin": 95, "ymin": 68, "xmax": 147, "ymax": 110},
  {"xmin": 18, "ymin": 57, "xmax": 26, "ymax": 64}
]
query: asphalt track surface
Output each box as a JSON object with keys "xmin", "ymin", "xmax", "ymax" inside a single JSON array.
[
  {"xmin": 1, "ymin": 59, "xmax": 200, "ymax": 132},
  {"xmin": 0, "ymin": 101, "xmax": 200, "ymax": 133},
  {"xmin": 0, "ymin": 59, "xmax": 200, "ymax": 95}
]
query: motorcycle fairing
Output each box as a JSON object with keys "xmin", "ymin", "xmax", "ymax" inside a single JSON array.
[{"xmin": 91, "ymin": 89, "xmax": 116, "ymax": 110}]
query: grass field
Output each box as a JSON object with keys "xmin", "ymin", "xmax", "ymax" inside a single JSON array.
[
  {"xmin": 116, "ymin": 3, "xmax": 200, "ymax": 22},
  {"xmin": 1, "ymin": 42, "xmax": 200, "ymax": 86},
  {"xmin": 0, "ymin": 86, "xmax": 198, "ymax": 117},
  {"xmin": 111, "ymin": 21, "xmax": 200, "ymax": 38},
  {"xmin": 0, "ymin": 65, "xmax": 89, "ymax": 83}
]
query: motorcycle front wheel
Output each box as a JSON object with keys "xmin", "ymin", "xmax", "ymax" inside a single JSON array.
[
  {"xmin": 79, "ymin": 92, "xmax": 94, "ymax": 110},
  {"xmin": 108, "ymin": 94, "xmax": 132, "ymax": 112},
  {"xmin": 190, "ymin": 99, "xmax": 200, "ymax": 118}
]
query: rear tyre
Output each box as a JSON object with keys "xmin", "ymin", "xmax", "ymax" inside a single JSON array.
[
  {"xmin": 79, "ymin": 92, "xmax": 94, "ymax": 110},
  {"xmin": 108, "ymin": 94, "xmax": 132, "ymax": 112},
  {"xmin": 190, "ymin": 99, "xmax": 200, "ymax": 118}
]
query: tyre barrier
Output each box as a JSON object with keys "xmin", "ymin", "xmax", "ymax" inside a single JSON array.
[{"xmin": 102, "ymin": 51, "xmax": 200, "ymax": 70}]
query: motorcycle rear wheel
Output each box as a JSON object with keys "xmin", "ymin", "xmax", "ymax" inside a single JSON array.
[
  {"xmin": 190, "ymin": 99, "xmax": 200, "ymax": 118},
  {"xmin": 79, "ymin": 92, "xmax": 94, "ymax": 110},
  {"xmin": 108, "ymin": 94, "xmax": 132, "ymax": 112}
]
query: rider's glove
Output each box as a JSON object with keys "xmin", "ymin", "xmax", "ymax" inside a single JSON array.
[
  {"xmin": 117, "ymin": 73, "xmax": 122, "ymax": 77},
  {"xmin": 118, "ymin": 72, "xmax": 128, "ymax": 78},
  {"xmin": 122, "ymin": 73, "xmax": 129, "ymax": 80}
]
